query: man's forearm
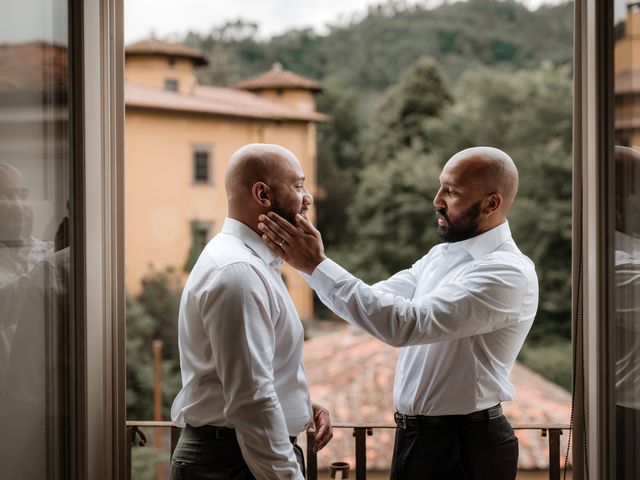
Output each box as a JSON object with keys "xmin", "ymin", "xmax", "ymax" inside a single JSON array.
[{"xmin": 227, "ymin": 390, "xmax": 304, "ymax": 480}]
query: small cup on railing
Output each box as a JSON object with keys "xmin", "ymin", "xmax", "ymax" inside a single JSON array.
[{"xmin": 329, "ymin": 461, "xmax": 350, "ymax": 479}]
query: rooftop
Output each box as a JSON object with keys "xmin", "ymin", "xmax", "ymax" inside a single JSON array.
[
  {"xmin": 234, "ymin": 63, "xmax": 322, "ymax": 92},
  {"xmin": 302, "ymin": 326, "xmax": 571, "ymax": 471},
  {"xmin": 0, "ymin": 41, "xmax": 68, "ymax": 98},
  {"xmin": 125, "ymin": 81, "xmax": 328, "ymax": 122},
  {"xmin": 125, "ymin": 38, "xmax": 208, "ymax": 66}
]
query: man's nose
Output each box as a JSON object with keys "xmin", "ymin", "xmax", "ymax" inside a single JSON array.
[
  {"xmin": 433, "ymin": 188, "xmax": 444, "ymax": 208},
  {"xmin": 303, "ymin": 190, "xmax": 313, "ymax": 206}
]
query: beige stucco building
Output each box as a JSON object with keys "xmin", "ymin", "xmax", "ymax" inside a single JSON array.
[
  {"xmin": 124, "ymin": 38, "xmax": 327, "ymax": 320},
  {"xmin": 615, "ymin": 6, "xmax": 640, "ymax": 146}
]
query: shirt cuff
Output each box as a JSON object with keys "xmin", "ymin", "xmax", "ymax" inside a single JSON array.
[
  {"xmin": 309, "ymin": 258, "xmax": 353, "ymax": 294},
  {"xmin": 298, "ymin": 270, "xmax": 311, "ymax": 283}
]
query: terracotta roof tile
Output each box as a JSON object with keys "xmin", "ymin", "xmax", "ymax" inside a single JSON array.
[
  {"xmin": 0, "ymin": 41, "xmax": 68, "ymax": 98},
  {"xmin": 234, "ymin": 63, "xmax": 322, "ymax": 92},
  {"xmin": 126, "ymin": 38, "xmax": 208, "ymax": 66},
  {"xmin": 125, "ymin": 81, "xmax": 329, "ymax": 122},
  {"xmin": 302, "ymin": 326, "xmax": 572, "ymax": 472}
]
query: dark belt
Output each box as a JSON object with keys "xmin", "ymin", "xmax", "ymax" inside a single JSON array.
[
  {"xmin": 185, "ymin": 424, "xmax": 297, "ymax": 444},
  {"xmin": 394, "ymin": 404, "xmax": 503, "ymax": 429}
]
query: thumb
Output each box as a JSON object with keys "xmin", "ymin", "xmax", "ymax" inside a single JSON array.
[{"xmin": 306, "ymin": 420, "xmax": 317, "ymax": 433}]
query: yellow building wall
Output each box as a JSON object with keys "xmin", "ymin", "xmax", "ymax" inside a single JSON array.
[
  {"xmin": 615, "ymin": 10, "xmax": 640, "ymax": 147},
  {"xmin": 125, "ymin": 108, "xmax": 316, "ymax": 320},
  {"xmin": 125, "ymin": 56, "xmax": 198, "ymax": 95},
  {"xmin": 256, "ymin": 89, "xmax": 317, "ymax": 113}
]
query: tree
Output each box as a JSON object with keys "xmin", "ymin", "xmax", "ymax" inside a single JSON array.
[
  {"xmin": 126, "ymin": 267, "xmax": 183, "ymax": 420},
  {"xmin": 315, "ymin": 75, "xmax": 364, "ymax": 249},
  {"xmin": 368, "ymin": 57, "xmax": 452, "ymax": 165},
  {"xmin": 334, "ymin": 58, "xmax": 450, "ymax": 280}
]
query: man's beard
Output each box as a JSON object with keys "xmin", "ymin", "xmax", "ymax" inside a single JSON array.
[
  {"xmin": 436, "ymin": 200, "xmax": 482, "ymax": 243},
  {"xmin": 272, "ymin": 196, "xmax": 300, "ymax": 226}
]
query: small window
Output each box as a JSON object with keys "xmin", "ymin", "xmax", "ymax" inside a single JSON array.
[
  {"xmin": 192, "ymin": 147, "xmax": 212, "ymax": 184},
  {"xmin": 184, "ymin": 221, "xmax": 213, "ymax": 272},
  {"xmin": 164, "ymin": 78, "xmax": 179, "ymax": 91}
]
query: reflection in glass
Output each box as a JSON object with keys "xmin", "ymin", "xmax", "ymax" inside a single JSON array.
[
  {"xmin": 0, "ymin": 0, "xmax": 72, "ymax": 478},
  {"xmin": 613, "ymin": 147, "xmax": 640, "ymax": 479},
  {"xmin": 614, "ymin": 3, "xmax": 640, "ymax": 478}
]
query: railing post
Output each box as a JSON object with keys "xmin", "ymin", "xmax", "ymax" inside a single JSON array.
[
  {"xmin": 126, "ymin": 426, "xmax": 134, "ymax": 480},
  {"xmin": 353, "ymin": 427, "xmax": 372, "ymax": 480},
  {"xmin": 548, "ymin": 428, "xmax": 562, "ymax": 480},
  {"xmin": 170, "ymin": 427, "xmax": 181, "ymax": 459},
  {"xmin": 306, "ymin": 432, "xmax": 318, "ymax": 480}
]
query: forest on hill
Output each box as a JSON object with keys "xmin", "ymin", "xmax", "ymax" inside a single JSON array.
[{"xmin": 183, "ymin": 0, "xmax": 573, "ymax": 90}]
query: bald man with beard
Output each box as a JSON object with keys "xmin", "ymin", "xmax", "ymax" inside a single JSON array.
[
  {"xmin": 258, "ymin": 147, "xmax": 539, "ymax": 480},
  {"xmin": 171, "ymin": 144, "xmax": 332, "ymax": 480}
]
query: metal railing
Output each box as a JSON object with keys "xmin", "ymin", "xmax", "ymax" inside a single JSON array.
[{"xmin": 126, "ymin": 421, "xmax": 571, "ymax": 480}]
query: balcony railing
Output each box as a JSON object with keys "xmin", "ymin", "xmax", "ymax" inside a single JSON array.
[{"xmin": 126, "ymin": 421, "xmax": 571, "ymax": 480}]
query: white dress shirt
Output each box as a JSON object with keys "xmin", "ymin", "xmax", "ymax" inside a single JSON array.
[
  {"xmin": 171, "ymin": 217, "xmax": 311, "ymax": 480},
  {"xmin": 614, "ymin": 231, "xmax": 640, "ymax": 410},
  {"xmin": 310, "ymin": 221, "xmax": 538, "ymax": 416}
]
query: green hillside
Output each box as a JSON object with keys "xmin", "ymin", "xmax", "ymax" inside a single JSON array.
[{"xmin": 183, "ymin": 0, "xmax": 573, "ymax": 90}]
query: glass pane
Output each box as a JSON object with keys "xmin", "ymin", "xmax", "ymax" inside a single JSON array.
[
  {"xmin": 0, "ymin": 0, "xmax": 74, "ymax": 478},
  {"xmin": 193, "ymin": 151, "xmax": 209, "ymax": 182},
  {"xmin": 613, "ymin": 2, "xmax": 640, "ymax": 478}
]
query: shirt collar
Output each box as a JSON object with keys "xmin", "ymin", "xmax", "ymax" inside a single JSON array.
[
  {"xmin": 449, "ymin": 220, "xmax": 512, "ymax": 260},
  {"xmin": 221, "ymin": 217, "xmax": 282, "ymax": 268}
]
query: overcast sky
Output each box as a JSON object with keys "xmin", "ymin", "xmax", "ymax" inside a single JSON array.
[{"xmin": 124, "ymin": 0, "xmax": 567, "ymax": 44}]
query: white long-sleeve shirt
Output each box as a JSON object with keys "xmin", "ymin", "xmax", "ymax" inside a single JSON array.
[
  {"xmin": 309, "ymin": 221, "xmax": 538, "ymax": 416},
  {"xmin": 171, "ymin": 218, "xmax": 311, "ymax": 480}
]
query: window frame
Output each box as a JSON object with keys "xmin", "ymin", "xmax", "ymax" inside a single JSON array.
[
  {"xmin": 192, "ymin": 144, "xmax": 213, "ymax": 185},
  {"xmin": 164, "ymin": 78, "xmax": 179, "ymax": 92}
]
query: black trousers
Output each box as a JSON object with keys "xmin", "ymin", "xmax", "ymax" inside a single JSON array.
[
  {"xmin": 390, "ymin": 415, "xmax": 519, "ymax": 480},
  {"xmin": 171, "ymin": 425, "xmax": 305, "ymax": 480}
]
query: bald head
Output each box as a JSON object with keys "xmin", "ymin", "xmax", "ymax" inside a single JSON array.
[
  {"xmin": 0, "ymin": 163, "xmax": 25, "ymax": 192},
  {"xmin": 0, "ymin": 163, "xmax": 32, "ymax": 243},
  {"xmin": 445, "ymin": 146, "xmax": 519, "ymax": 213},
  {"xmin": 225, "ymin": 144, "xmax": 299, "ymax": 201}
]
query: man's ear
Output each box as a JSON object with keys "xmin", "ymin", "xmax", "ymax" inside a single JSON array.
[
  {"xmin": 252, "ymin": 182, "xmax": 271, "ymax": 207},
  {"xmin": 484, "ymin": 193, "xmax": 503, "ymax": 215}
]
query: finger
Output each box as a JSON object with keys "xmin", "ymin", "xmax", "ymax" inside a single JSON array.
[
  {"xmin": 313, "ymin": 426, "xmax": 332, "ymax": 451},
  {"xmin": 312, "ymin": 412, "xmax": 331, "ymax": 451},
  {"xmin": 295, "ymin": 214, "xmax": 321, "ymax": 237},
  {"xmin": 259, "ymin": 215, "xmax": 295, "ymax": 243},
  {"xmin": 306, "ymin": 420, "xmax": 316, "ymax": 434},
  {"xmin": 264, "ymin": 212, "xmax": 300, "ymax": 236},
  {"xmin": 261, "ymin": 234, "xmax": 286, "ymax": 257},
  {"xmin": 258, "ymin": 220, "xmax": 289, "ymax": 247}
]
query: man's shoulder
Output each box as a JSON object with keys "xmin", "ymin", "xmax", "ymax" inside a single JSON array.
[
  {"xmin": 187, "ymin": 235, "xmax": 271, "ymax": 292},
  {"xmin": 208, "ymin": 233, "xmax": 262, "ymax": 265},
  {"xmin": 480, "ymin": 240, "xmax": 537, "ymax": 277}
]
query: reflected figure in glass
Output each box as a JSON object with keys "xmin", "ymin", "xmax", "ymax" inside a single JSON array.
[{"xmin": 614, "ymin": 146, "xmax": 640, "ymax": 480}]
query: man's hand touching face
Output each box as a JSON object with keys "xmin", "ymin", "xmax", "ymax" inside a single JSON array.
[{"xmin": 258, "ymin": 212, "xmax": 326, "ymax": 275}]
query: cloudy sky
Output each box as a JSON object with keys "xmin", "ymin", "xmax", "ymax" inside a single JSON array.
[{"xmin": 124, "ymin": 0, "xmax": 565, "ymax": 43}]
